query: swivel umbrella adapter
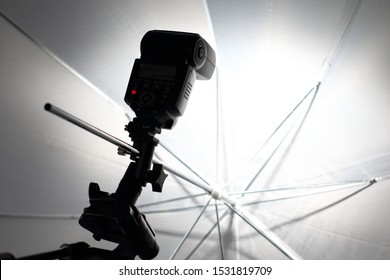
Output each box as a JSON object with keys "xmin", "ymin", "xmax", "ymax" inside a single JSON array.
[{"xmin": 78, "ymin": 118, "xmax": 167, "ymax": 260}]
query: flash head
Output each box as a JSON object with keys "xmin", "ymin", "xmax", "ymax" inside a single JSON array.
[
  {"xmin": 140, "ymin": 30, "xmax": 216, "ymax": 80},
  {"xmin": 125, "ymin": 30, "xmax": 216, "ymax": 129}
]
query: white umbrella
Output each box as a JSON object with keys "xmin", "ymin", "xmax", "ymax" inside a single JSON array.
[{"xmin": 1, "ymin": 0, "xmax": 389, "ymax": 259}]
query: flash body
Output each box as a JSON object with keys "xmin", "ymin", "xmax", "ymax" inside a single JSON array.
[{"xmin": 124, "ymin": 30, "xmax": 216, "ymax": 129}]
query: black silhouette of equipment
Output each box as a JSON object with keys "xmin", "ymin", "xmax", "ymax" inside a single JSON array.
[{"xmin": 1, "ymin": 30, "xmax": 215, "ymax": 260}]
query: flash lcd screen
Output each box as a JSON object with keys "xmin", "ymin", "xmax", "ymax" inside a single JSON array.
[{"xmin": 138, "ymin": 64, "xmax": 176, "ymax": 81}]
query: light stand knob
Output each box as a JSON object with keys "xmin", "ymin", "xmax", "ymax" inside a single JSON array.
[{"xmin": 147, "ymin": 163, "xmax": 167, "ymax": 193}]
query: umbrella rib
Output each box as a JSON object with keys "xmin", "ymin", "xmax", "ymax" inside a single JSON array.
[
  {"xmin": 156, "ymin": 160, "xmax": 212, "ymax": 193},
  {"xmin": 215, "ymin": 199, "xmax": 225, "ymax": 259},
  {"xmin": 242, "ymin": 82, "xmax": 321, "ymax": 193},
  {"xmin": 269, "ymin": 178, "xmax": 377, "ymax": 231},
  {"xmin": 241, "ymin": 179, "xmax": 372, "ymax": 206},
  {"xmin": 137, "ymin": 193, "xmax": 208, "ymax": 208},
  {"xmin": 169, "ymin": 197, "xmax": 213, "ymax": 260},
  {"xmin": 224, "ymin": 204, "xmax": 301, "ymax": 260},
  {"xmin": 321, "ymin": 0, "xmax": 363, "ymax": 75},
  {"xmin": 0, "ymin": 12, "xmax": 121, "ymax": 109},
  {"xmin": 227, "ymin": 85, "xmax": 316, "ymax": 189},
  {"xmin": 242, "ymin": 123, "xmax": 296, "ymax": 193},
  {"xmin": 142, "ymin": 204, "xmax": 215, "ymax": 215},
  {"xmin": 185, "ymin": 209, "xmax": 230, "ymax": 260},
  {"xmin": 160, "ymin": 160, "xmax": 239, "ymax": 207},
  {"xmin": 158, "ymin": 142, "xmax": 210, "ymax": 186},
  {"xmin": 228, "ymin": 179, "xmax": 369, "ymax": 196},
  {"xmin": 216, "ymin": 68, "xmax": 228, "ymax": 185}
]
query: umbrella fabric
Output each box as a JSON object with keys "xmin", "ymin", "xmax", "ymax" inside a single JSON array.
[{"xmin": 1, "ymin": 0, "xmax": 390, "ymax": 259}]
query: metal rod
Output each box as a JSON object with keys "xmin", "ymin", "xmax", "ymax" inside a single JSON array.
[
  {"xmin": 269, "ymin": 179, "xmax": 377, "ymax": 232},
  {"xmin": 228, "ymin": 179, "xmax": 370, "ymax": 196},
  {"xmin": 215, "ymin": 200, "xmax": 225, "ymax": 260},
  {"xmin": 242, "ymin": 82, "xmax": 321, "ymax": 193},
  {"xmin": 44, "ymin": 103, "xmax": 220, "ymax": 197},
  {"xmin": 159, "ymin": 160, "xmax": 238, "ymax": 207},
  {"xmin": 142, "ymin": 204, "xmax": 213, "ymax": 215},
  {"xmin": 225, "ymin": 203, "xmax": 301, "ymax": 260},
  {"xmin": 169, "ymin": 197, "xmax": 213, "ymax": 260},
  {"xmin": 44, "ymin": 103, "xmax": 139, "ymax": 155},
  {"xmin": 227, "ymin": 86, "xmax": 316, "ymax": 188},
  {"xmin": 242, "ymin": 115, "xmax": 299, "ymax": 193},
  {"xmin": 216, "ymin": 68, "xmax": 228, "ymax": 185},
  {"xmin": 157, "ymin": 160, "xmax": 210, "ymax": 191},
  {"xmin": 45, "ymin": 103, "xmax": 219, "ymax": 195},
  {"xmin": 242, "ymin": 179, "xmax": 372, "ymax": 206},
  {"xmin": 0, "ymin": 212, "xmax": 79, "ymax": 220},
  {"xmin": 137, "ymin": 193, "xmax": 208, "ymax": 208},
  {"xmin": 159, "ymin": 142, "xmax": 210, "ymax": 186},
  {"xmin": 185, "ymin": 209, "xmax": 230, "ymax": 260},
  {"xmin": 0, "ymin": 11, "xmax": 120, "ymax": 109}
]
